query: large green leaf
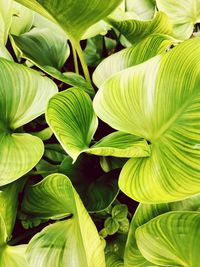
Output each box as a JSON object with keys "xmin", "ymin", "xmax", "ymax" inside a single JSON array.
[
  {"xmin": 46, "ymin": 88, "xmax": 98, "ymax": 162},
  {"xmin": 136, "ymin": 212, "xmax": 200, "ymax": 266},
  {"xmin": 14, "ymin": 0, "xmax": 122, "ymax": 41},
  {"xmin": 93, "ymin": 34, "xmax": 175, "ymax": 88},
  {"xmin": 125, "ymin": 194, "xmax": 200, "ymax": 266},
  {"xmin": 0, "ymin": 0, "xmax": 13, "ymax": 59},
  {"xmin": 106, "ymin": 11, "xmax": 172, "ymax": 44},
  {"xmin": 93, "ymin": 38, "xmax": 200, "ymax": 203},
  {"xmin": 157, "ymin": 0, "xmax": 200, "ymax": 40},
  {"xmin": 23, "ymin": 173, "xmax": 105, "ymax": 267},
  {"xmin": 0, "ymin": 58, "xmax": 57, "ymax": 185}
]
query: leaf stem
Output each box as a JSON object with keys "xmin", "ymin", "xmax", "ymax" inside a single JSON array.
[
  {"xmin": 72, "ymin": 46, "xmax": 79, "ymax": 74},
  {"xmin": 71, "ymin": 40, "xmax": 91, "ymax": 83}
]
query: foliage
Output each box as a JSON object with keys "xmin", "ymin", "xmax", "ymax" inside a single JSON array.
[{"xmin": 0, "ymin": 0, "xmax": 200, "ymax": 266}]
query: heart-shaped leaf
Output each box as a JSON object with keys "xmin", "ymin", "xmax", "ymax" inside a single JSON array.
[
  {"xmin": 22, "ymin": 173, "xmax": 106, "ymax": 267},
  {"xmin": 46, "ymin": 88, "xmax": 98, "ymax": 162},
  {"xmin": 0, "ymin": 58, "xmax": 57, "ymax": 185},
  {"xmin": 93, "ymin": 38, "xmax": 200, "ymax": 203}
]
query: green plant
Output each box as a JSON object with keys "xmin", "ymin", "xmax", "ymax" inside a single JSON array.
[{"xmin": 1, "ymin": 0, "xmax": 200, "ymax": 266}]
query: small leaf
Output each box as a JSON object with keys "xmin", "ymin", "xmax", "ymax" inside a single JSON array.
[
  {"xmin": 104, "ymin": 217, "xmax": 119, "ymax": 235},
  {"xmin": 112, "ymin": 204, "xmax": 128, "ymax": 222}
]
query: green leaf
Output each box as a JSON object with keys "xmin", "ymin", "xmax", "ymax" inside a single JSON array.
[
  {"xmin": 93, "ymin": 34, "xmax": 176, "ymax": 88},
  {"xmin": 1, "ymin": 245, "xmax": 28, "ymax": 267},
  {"xmin": 94, "ymin": 37, "xmax": 200, "ymax": 203},
  {"xmin": 107, "ymin": 11, "xmax": 172, "ymax": 44},
  {"xmin": 157, "ymin": 0, "xmax": 200, "ymax": 40},
  {"xmin": 0, "ymin": 58, "xmax": 57, "ymax": 185},
  {"xmin": 0, "ymin": 133, "xmax": 43, "ymax": 186},
  {"xmin": 14, "ymin": 0, "xmax": 123, "ymax": 41},
  {"xmin": 46, "ymin": 88, "xmax": 98, "ymax": 162},
  {"xmin": 104, "ymin": 217, "xmax": 119, "ymax": 235},
  {"xmin": 136, "ymin": 212, "xmax": 200, "ymax": 266},
  {"xmin": 106, "ymin": 252, "xmax": 124, "ymax": 267},
  {"xmin": 10, "ymin": 1, "xmax": 34, "ymax": 36},
  {"xmin": 125, "ymin": 0, "xmax": 156, "ymax": 20},
  {"xmin": 112, "ymin": 204, "xmax": 128, "ymax": 222},
  {"xmin": 0, "ymin": 179, "xmax": 25, "ymax": 238},
  {"xmin": 125, "ymin": 194, "xmax": 200, "ymax": 266},
  {"xmin": 23, "ymin": 173, "xmax": 106, "ymax": 267},
  {"xmin": 0, "ymin": 0, "xmax": 13, "ymax": 60},
  {"xmin": 44, "ymin": 144, "xmax": 67, "ymax": 163},
  {"xmin": 12, "ymin": 27, "xmax": 70, "ymax": 71},
  {"xmin": 60, "ymin": 155, "xmax": 119, "ymax": 212},
  {"xmin": 88, "ymin": 132, "xmax": 150, "ymax": 158},
  {"xmin": 0, "ymin": 212, "xmax": 28, "ymax": 267}
]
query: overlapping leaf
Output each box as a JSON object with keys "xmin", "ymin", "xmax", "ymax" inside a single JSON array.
[
  {"xmin": 107, "ymin": 11, "xmax": 172, "ymax": 44},
  {"xmin": 94, "ymin": 38, "xmax": 200, "ymax": 203},
  {"xmin": 22, "ymin": 173, "xmax": 106, "ymax": 267},
  {"xmin": 157, "ymin": 0, "xmax": 200, "ymax": 40},
  {"xmin": 0, "ymin": 58, "xmax": 57, "ymax": 185},
  {"xmin": 14, "ymin": 0, "xmax": 123, "ymax": 41},
  {"xmin": 46, "ymin": 88, "xmax": 150, "ymax": 162},
  {"xmin": 93, "ymin": 34, "xmax": 175, "ymax": 87},
  {"xmin": 136, "ymin": 212, "xmax": 200, "ymax": 266},
  {"xmin": 125, "ymin": 194, "xmax": 200, "ymax": 266}
]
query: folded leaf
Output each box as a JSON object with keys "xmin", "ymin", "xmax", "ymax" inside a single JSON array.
[
  {"xmin": 23, "ymin": 174, "xmax": 106, "ymax": 267},
  {"xmin": 46, "ymin": 88, "xmax": 98, "ymax": 162},
  {"xmin": 136, "ymin": 212, "xmax": 200, "ymax": 266},
  {"xmin": 14, "ymin": 0, "xmax": 123, "ymax": 41},
  {"xmin": 107, "ymin": 11, "xmax": 172, "ymax": 44},
  {"xmin": 93, "ymin": 34, "xmax": 175, "ymax": 87},
  {"xmin": 157, "ymin": 0, "xmax": 200, "ymax": 40},
  {"xmin": 94, "ymin": 38, "xmax": 200, "ymax": 203}
]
